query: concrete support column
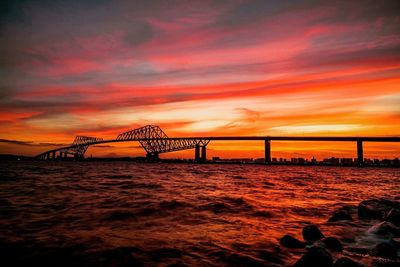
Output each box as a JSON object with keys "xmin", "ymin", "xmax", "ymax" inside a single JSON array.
[
  {"xmin": 51, "ymin": 151, "xmax": 56, "ymax": 159},
  {"xmin": 146, "ymin": 152, "xmax": 159, "ymax": 162},
  {"xmin": 265, "ymin": 139, "xmax": 271, "ymax": 164},
  {"xmin": 195, "ymin": 145, "xmax": 200, "ymax": 162},
  {"xmin": 201, "ymin": 146, "xmax": 207, "ymax": 163},
  {"xmin": 357, "ymin": 140, "xmax": 363, "ymax": 167}
]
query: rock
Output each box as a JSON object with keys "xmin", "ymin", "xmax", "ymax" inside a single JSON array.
[
  {"xmin": 391, "ymin": 237, "xmax": 400, "ymax": 248},
  {"xmin": 322, "ymin": 237, "xmax": 343, "ymax": 252},
  {"xmin": 328, "ymin": 209, "xmax": 353, "ymax": 222},
  {"xmin": 384, "ymin": 208, "xmax": 400, "ymax": 227},
  {"xmin": 368, "ymin": 221, "xmax": 400, "ymax": 236},
  {"xmin": 358, "ymin": 199, "xmax": 399, "ymax": 220},
  {"xmin": 257, "ymin": 248, "xmax": 285, "ymax": 265},
  {"xmin": 302, "ymin": 224, "xmax": 325, "ymax": 242},
  {"xmin": 213, "ymin": 250, "xmax": 269, "ymax": 267},
  {"xmin": 334, "ymin": 257, "xmax": 364, "ymax": 267},
  {"xmin": 280, "ymin": 234, "xmax": 305, "ymax": 248},
  {"xmin": 293, "ymin": 246, "xmax": 333, "ymax": 267},
  {"xmin": 372, "ymin": 258, "xmax": 400, "ymax": 267},
  {"xmin": 369, "ymin": 242, "xmax": 397, "ymax": 260},
  {"xmin": 341, "ymin": 205, "xmax": 358, "ymax": 213},
  {"xmin": 347, "ymin": 246, "xmax": 370, "ymax": 255}
]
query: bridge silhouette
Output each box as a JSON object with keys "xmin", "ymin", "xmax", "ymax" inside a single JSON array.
[{"xmin": 35, "ymin": 125, "xmax": 400, "ymax": 166}]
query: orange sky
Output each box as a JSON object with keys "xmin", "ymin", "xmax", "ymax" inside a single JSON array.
[{"xmin": 0, "ymin": 0, "xmax": 399, "ymax": 159}]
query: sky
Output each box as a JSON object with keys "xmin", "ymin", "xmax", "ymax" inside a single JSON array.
[{"xmin": 0, "ymin": 0, "xmax": 399, "ymax": 159}]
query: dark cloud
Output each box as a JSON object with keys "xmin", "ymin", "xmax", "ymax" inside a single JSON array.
[
  {"xmin": 124, "ymin": 21, "xmax": 154, "ymax": 46},
  {"xmin": 214, "ymin": 0, "xmax": 316, "ymax": 28},
  {"xmin": 314, "ymin": 0, "xmax": 400, "ymax": 24},
  {"xmin": 0, "ymin": 98, "xmax": 83, "ymax": 113},
  {"xmin": 0, "ymin": 138, "xmax": 34, "ymax": 146},
  {"xmin": 92, "ymin": 145, "xmax": 115, "ymax": 148},
  {"xmin": 0, "ymin": 0, "xmax": 111, "ymax": 24},
  {"xmin": 2, "ymin": 43, "xmax": 399, "ymax": 116},
  {"xmin": 0, "ymin": 86, "xmax": 13, "ymax": 101},
  {"xmin": 215, "ymin": 0, "xmax": 400, "ymax": 29},
  {"xmin": 0, "ymin": 138, "xmax": 66, "ymax": 147},
  {"xmin": 56, "ymin": 72, "xmax": 99, "ymax": 85},
  {"xmin": 38, "ymin": 142, "xmax": 68, "ymax": 146},
  {"xmin": 286, "ymin": 46, "xmax": 400, "ymax": 71},
  {"xmin": 0, "ymin": 0, "xmax": 31, "ymax": 24}
]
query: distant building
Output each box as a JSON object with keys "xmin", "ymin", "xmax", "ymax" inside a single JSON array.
[
  {"xmin": 227, "ymin": 158, "xmax": 253, "ymax": 163},
  {"xmin": 340, "ymin": 158, "xmax": 353, "ymax": 165},
  {"xmin": 364, "ymin": 158, "xmax": 373, "ymax": 165},
  {"xmin": 381, "ymin": 159, "xmax": 392, "ymax": 165},
  {"xmin": 311, "ymin": 157, "xmax": 317, "ymax": 164},
  {"xmin": 322, "ymin": 157, "xmax": 340, "ymax": 165}
]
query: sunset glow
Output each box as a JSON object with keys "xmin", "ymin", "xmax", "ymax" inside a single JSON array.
[{"xmin": 1, "ymin": 0, "xmax": 399, "ymax": 159}]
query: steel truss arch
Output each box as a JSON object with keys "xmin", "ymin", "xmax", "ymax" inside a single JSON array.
[{"xmin": 35, "ymin": 125, "xmax": 210, "ymax": 160}]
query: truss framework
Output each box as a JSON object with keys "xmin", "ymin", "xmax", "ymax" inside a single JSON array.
[
  {"xmin": 35, "ymin": 125, "xmax": 209, "ymax": 159},
  {"xmin": 117, "ymin": 125, "xmax": 209, "ymax": 154},
  {"xmin": 65, "ymin": 136, "xmax": 104, "ymax": 158}
]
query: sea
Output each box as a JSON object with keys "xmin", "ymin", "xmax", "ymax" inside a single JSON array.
[{"xmin": 0, "ymin": 161, "xmax": 399, "ymax": 266}]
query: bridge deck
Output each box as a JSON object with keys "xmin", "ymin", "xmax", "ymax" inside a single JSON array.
[
  {"xmin": 35, "ymin": 123, "xmax": 400, "ymax": 161},
  {"xmin": 35, "ymin": 136, "xmax": 400, "ymax": 157},
  {"xmin": 137, "ymin": 136, "xmax": 400, "ymax": 142}
]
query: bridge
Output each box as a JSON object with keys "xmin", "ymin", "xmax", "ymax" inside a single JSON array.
[{"xmin": 35, "ymin": 125, "xmax": 400, "ymax": 166}]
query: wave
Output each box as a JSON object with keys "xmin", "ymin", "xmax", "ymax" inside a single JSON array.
[{"xmin": 103, "ymin": 200, "xmax": 191, "ymax": 221}]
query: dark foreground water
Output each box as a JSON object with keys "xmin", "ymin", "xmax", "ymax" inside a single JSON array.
[{"xmin": 0, "ymin": 161, "xmax": 399, "ymax": 266}]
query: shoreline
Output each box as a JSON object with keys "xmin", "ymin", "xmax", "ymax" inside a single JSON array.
[
  {"xmin": 1, "ymin": 155, "xmax": 399, "ymax": 168},
  {"xmin": 279, "ymin": 198, "xmax": 400, "ymax": 266}
]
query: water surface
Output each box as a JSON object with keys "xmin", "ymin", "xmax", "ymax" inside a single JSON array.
[{"xmin": 0, "ymin": 161, "xmax": 399, "ymax": 266}]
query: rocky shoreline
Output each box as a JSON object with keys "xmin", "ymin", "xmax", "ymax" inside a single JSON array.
[{"xmin": 279, "ymin": 198, "xmax": 400, "ymax": 266}]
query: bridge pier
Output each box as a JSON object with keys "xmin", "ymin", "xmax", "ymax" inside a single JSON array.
[
  {"xmin": 51, "ymin": 151, "xmax": 56, "ymax": 160},
  {"xmin": 194, "ymin": 145, "xmax": 207, "ymax": 163},
  {"xmin": 265, "ymin": 139, "xmax": 271, "ymax": 164},
  {"xmin": 74, "ymin": 154, "xmax": 84, "ymax": 160},
  {"xmin": 357, "ymin": 140, "xmax": 363, "ymax": 167},
  {"xmin": 195, "ymin": 145, "xmax": 200, "ymax": 162},
  {"xmin": 201, "ymin": 145, "xmax": 207, "ymax": 163},
  {"xmin": 146, "ymin": 152, "xmax": 159, "ymax": 162}
]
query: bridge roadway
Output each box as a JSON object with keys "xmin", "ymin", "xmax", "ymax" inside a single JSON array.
[{"xmin": 36, "ymin": 136, "xmax": 400, "ymax": 166}]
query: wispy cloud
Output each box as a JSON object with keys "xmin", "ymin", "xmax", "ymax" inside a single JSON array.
[{"xmin": 0, "ymin": 139, "xmax": 67, "ymax": 147}]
